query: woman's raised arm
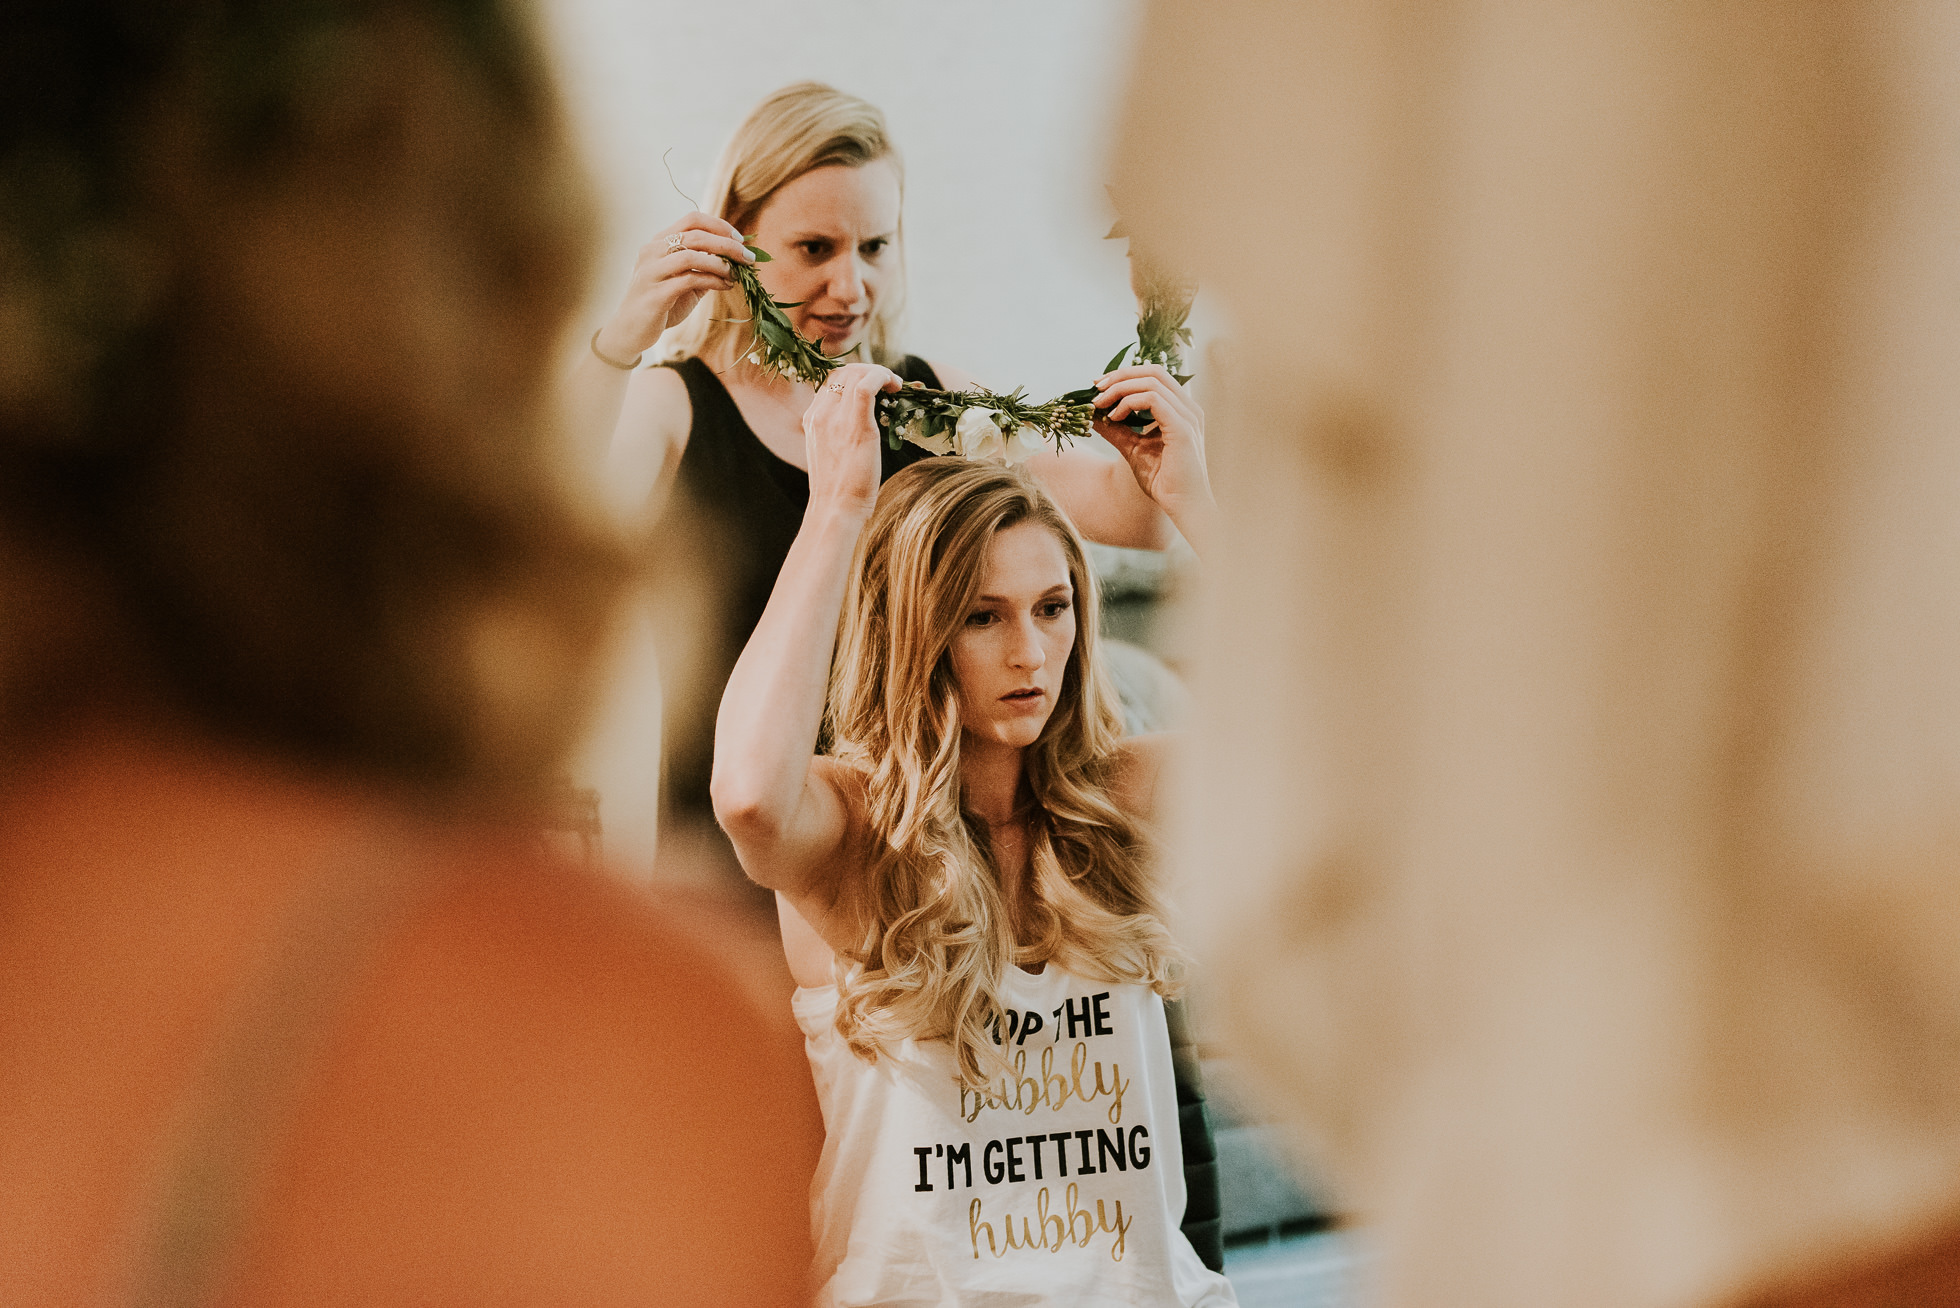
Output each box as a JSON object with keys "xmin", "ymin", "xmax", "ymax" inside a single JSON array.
[
  {"xmin": 1091, "ymin": 363, "xmax": 1217, "ymax": 556},
  {"xmin": 562, "ymin": 212, "xmax": 750, "ymax": 505},
  {"xmin": 711, "ymin": 363, "xmax": 901, "ymax": 903}
]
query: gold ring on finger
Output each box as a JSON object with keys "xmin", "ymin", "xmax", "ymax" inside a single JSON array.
[{"xmin": 666, "ymin": 233, "xmax": 687, "ymax": 254}]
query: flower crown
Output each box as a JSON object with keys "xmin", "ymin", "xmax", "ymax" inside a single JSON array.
[{"xmin": 728, "ymin": 225, "xmax": 1193, "ymax": 464}]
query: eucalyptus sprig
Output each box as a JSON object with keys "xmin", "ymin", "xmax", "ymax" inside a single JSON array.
[
  {"xmin": 730, "ymin": 238, "xmax": 848, "ymax": 388},
  {"xmin": 1056, "ymin": 213, "xmax": 1198, "ymax": 430}
]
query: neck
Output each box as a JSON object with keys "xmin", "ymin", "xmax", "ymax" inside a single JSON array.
[
  {"xmin": 737, "ymin": 360, "xmax": 808, "ymax": 398},
  {"xmin": 960, "ymin": 735, "xmax": 1027, "ymax": 825}
]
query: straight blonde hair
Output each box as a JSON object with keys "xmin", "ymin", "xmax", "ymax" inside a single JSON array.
[
  {"xmin": 825, "ymin": 460, "xmax": 1186, "ymax": 1089},
  {"xmin": 659, "ymin": 82, "xmax": 905, "ymax": 372}
]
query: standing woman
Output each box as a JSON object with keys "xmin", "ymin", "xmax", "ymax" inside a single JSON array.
[
  {"xmin": 572, "ymin": 81, "xmax": 1186, "ymax": 854},
  {"xmin": 712, "ymin": 362, "xmax": 1236, "ymax": 1305}
]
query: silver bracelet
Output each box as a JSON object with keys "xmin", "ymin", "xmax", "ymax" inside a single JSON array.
[{"xmin": 589, "ymin": 327, "xmax": 641, "ymax": 371}]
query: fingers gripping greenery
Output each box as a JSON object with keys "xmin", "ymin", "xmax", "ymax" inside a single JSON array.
[{"xmin": 730, "ymin": 240, "xmax": 842, "ymax": 389}]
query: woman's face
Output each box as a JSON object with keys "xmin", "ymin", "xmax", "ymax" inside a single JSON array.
[
  {"xmin": 947, "ymin": 521, "xmax": 1078, "ymax": 751},
  {"xmin": 747, "ymin": 159, "xmax": 900, "ymax": 362}
]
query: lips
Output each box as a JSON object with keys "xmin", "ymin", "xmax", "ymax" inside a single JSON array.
[
  {"xmin": 810, "ymin": 314, "xmax": 860, "ymax": 335},
  {"xmin": 1000, "ymin": 688, "xmax": 1044, "ymax": 702}
]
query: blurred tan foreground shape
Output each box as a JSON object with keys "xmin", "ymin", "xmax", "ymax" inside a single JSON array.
[
  {"xmin": 0, "ymin": 2, "xmax": 817, "ymax": 1302},
  {"xmin": 1113, "ymin": 4, "xmax": 1960, "ymax": 1306}
]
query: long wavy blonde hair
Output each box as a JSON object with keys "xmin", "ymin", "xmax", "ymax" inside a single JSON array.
[
  {"xmin": 658, "ymin": 81, "xmax": 905, "ymax": 371},
  {"xmin": 826, "ymin": 460, "xmax": 1187, "ymax": 1088}
]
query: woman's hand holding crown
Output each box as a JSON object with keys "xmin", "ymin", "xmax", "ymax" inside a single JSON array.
[
  {"xmin": 803, "ymin": 364, "xmax": 900, "ymax": 516},
  {"xmin": 1094, "ymin": 364, "xmax": 1216, "ymax": 553},
  {"xmin": 593, "ymin": 211, "xmax": 755, "ymax": 366}
]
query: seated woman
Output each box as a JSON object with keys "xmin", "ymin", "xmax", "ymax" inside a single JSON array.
[{"xmin": 712, "ymin": 362, "xmax": 1235, "ymax": 1305}]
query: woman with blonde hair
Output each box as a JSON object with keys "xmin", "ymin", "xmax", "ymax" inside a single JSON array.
[
  {"xmin": 573, "ymin": 81, "xmax": 1192, "ymax": 857},
  {"xmin": 712, "ymin": 361, "xmax": 1235, "ymax": 1304}
]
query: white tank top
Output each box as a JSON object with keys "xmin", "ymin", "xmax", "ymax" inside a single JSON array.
[{"xmin": 793, "ymin": 965, "xmax": 1238, "ymax": 1307}]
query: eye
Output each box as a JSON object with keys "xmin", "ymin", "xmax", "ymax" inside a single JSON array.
[
  {"xmin": 796, "ymin": 239, "xmax": 831, "ymax": 258},
  {"xmin": 1038, "ymin": 598, "xmax": 1072, "ymax": 619},
  {"xmin": 860, "ymin": 237, "xmax": 890, "ymax": 258},
  {"xmin": 964, "ymin": 610, "xmax": 997, "ymax": 628}
]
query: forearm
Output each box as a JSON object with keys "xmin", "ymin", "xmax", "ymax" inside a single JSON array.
[
  {"xmin": 562, "ymin": 347, "xmax": 635, "ymax": 473},
  {"xmin": 1084, "ymin": 364, "xmax": 1215, "ymax": 555},
  {"xmin": 711, "ymin": 500, "xmax": 869, "ymax": 834},
  {"xmin": 1034, "ymin": 448, "xmax": 1174, "ymax": 550},
  {"xmin": 1153, "ymin": 487, "xmax": 1216, "ymax": 559},
  {"xmin": 1076, "ymin": 454, "xmax": 1214, "ymax": 557},
  {"xmin": 1091, "ymin": 455, "xmax": 1177, "ymax": 549}
]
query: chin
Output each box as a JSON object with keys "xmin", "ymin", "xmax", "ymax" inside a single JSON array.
[
  {"xmin": 800, "ymin": 324, "xmax": 865, "ymax": 358},
  {"xmin": 990, "ymin": 721, "xmax": 1049, "ymax": 750}
]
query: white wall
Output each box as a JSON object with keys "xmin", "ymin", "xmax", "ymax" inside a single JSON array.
[{"xmin": 543, "ymin": 0, "xmax": 1146, "ymax": 399}]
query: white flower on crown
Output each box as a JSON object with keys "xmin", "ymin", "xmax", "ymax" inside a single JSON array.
[
  {"xmin": 901, "ymin": 411, "xmax": 954, "ymax": 456},
  {"xmin": 953, "ymin": 407, "xmax": 1008, "ymax": 463}
]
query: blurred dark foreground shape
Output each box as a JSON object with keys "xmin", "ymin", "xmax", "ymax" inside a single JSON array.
[
  {"xmin": 1112, "ymin": 3, "xmax": 1960, "ymax": 1306},
  {"xmin": 0, "ymin": 1, "xmax": 819, "ymax": 1302}
]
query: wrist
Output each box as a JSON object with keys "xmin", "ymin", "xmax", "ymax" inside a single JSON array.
[
  {"xmin": 805, "ymin": 491, "xmax": 876, "ymax": 530},
  {"xmin": 594, "ymin": 318, "xmax": 654, "ymax": 367},
  {"xmin": 1157, "ymin": 489, "xmax": 1217, "ymax": 555}
]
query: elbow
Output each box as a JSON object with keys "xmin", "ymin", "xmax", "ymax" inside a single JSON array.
[
  {"xmin": 710, "ymin": 793, "xmax": 793, "ymax": 894},
  {"xmin": 709, "ymin": 772, "xmax": 779, "ymax": 846}
]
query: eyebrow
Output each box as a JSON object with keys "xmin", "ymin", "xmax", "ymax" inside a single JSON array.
[
  {"xmin": 785, "ymin": 230, "xmax": 895, "ymax": 243},
  {"xmin": 975, "ymin": 585, "xmax": 1072, "ymax": 603}
]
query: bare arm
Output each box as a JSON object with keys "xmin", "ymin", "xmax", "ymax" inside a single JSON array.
[
  {"xmin": 711, "ymin": 364, "xmax": 902, "ymax": 917},
  {"xmin": 1108, "ymin": 732, "xmax": 1178, "ymax": 826},
  {"xmin": 564, "ymin": 212, "xmax": 748, "ymax": 498},
  {"xmin": 601, "ymin": 366, "xmax": 692, "ymax": 525},
  {"xmin": 1087, "ymin": 363, "xmax": 1217, "ymax": 556},
  {"xmin": 1022, "ymin": 444, "xmax": 1178, "ymax": 549}
]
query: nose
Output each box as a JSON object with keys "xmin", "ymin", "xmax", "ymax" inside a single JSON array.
[
  {"xmin": 1006, "ymin": 616, "xmax": 1045, "ymax": 674},
  {"xmin": 826, "ymin": 250, "xmax": 867, "ymax": 309}
]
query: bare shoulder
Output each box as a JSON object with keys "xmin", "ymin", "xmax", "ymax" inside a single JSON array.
[
  {"xmin": 606, "ymin": 363, "xmax": 697, "ymax": 521},
  {"xmin": 635, "ymin": 360, "xmax": 697, "ymax": 431},
  {"xmin": 634, "ymin": 358, "xmax": 694, "ymax": 402},
  {"xmin": 621, "ymin": 361, "xmax": 694, "ymax": 444},
  {"xmin": 1107, "ymin": 732, "xmax": 1180, "ymax": 823},
  {"xmin": 243, "ymin": 841, "xmax": 820, "ymax": 1304}
]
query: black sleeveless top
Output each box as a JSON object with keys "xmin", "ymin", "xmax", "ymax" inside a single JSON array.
[{"xmin": 658, "ymin": 355, "xmax": 942, "ymax": 822}]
